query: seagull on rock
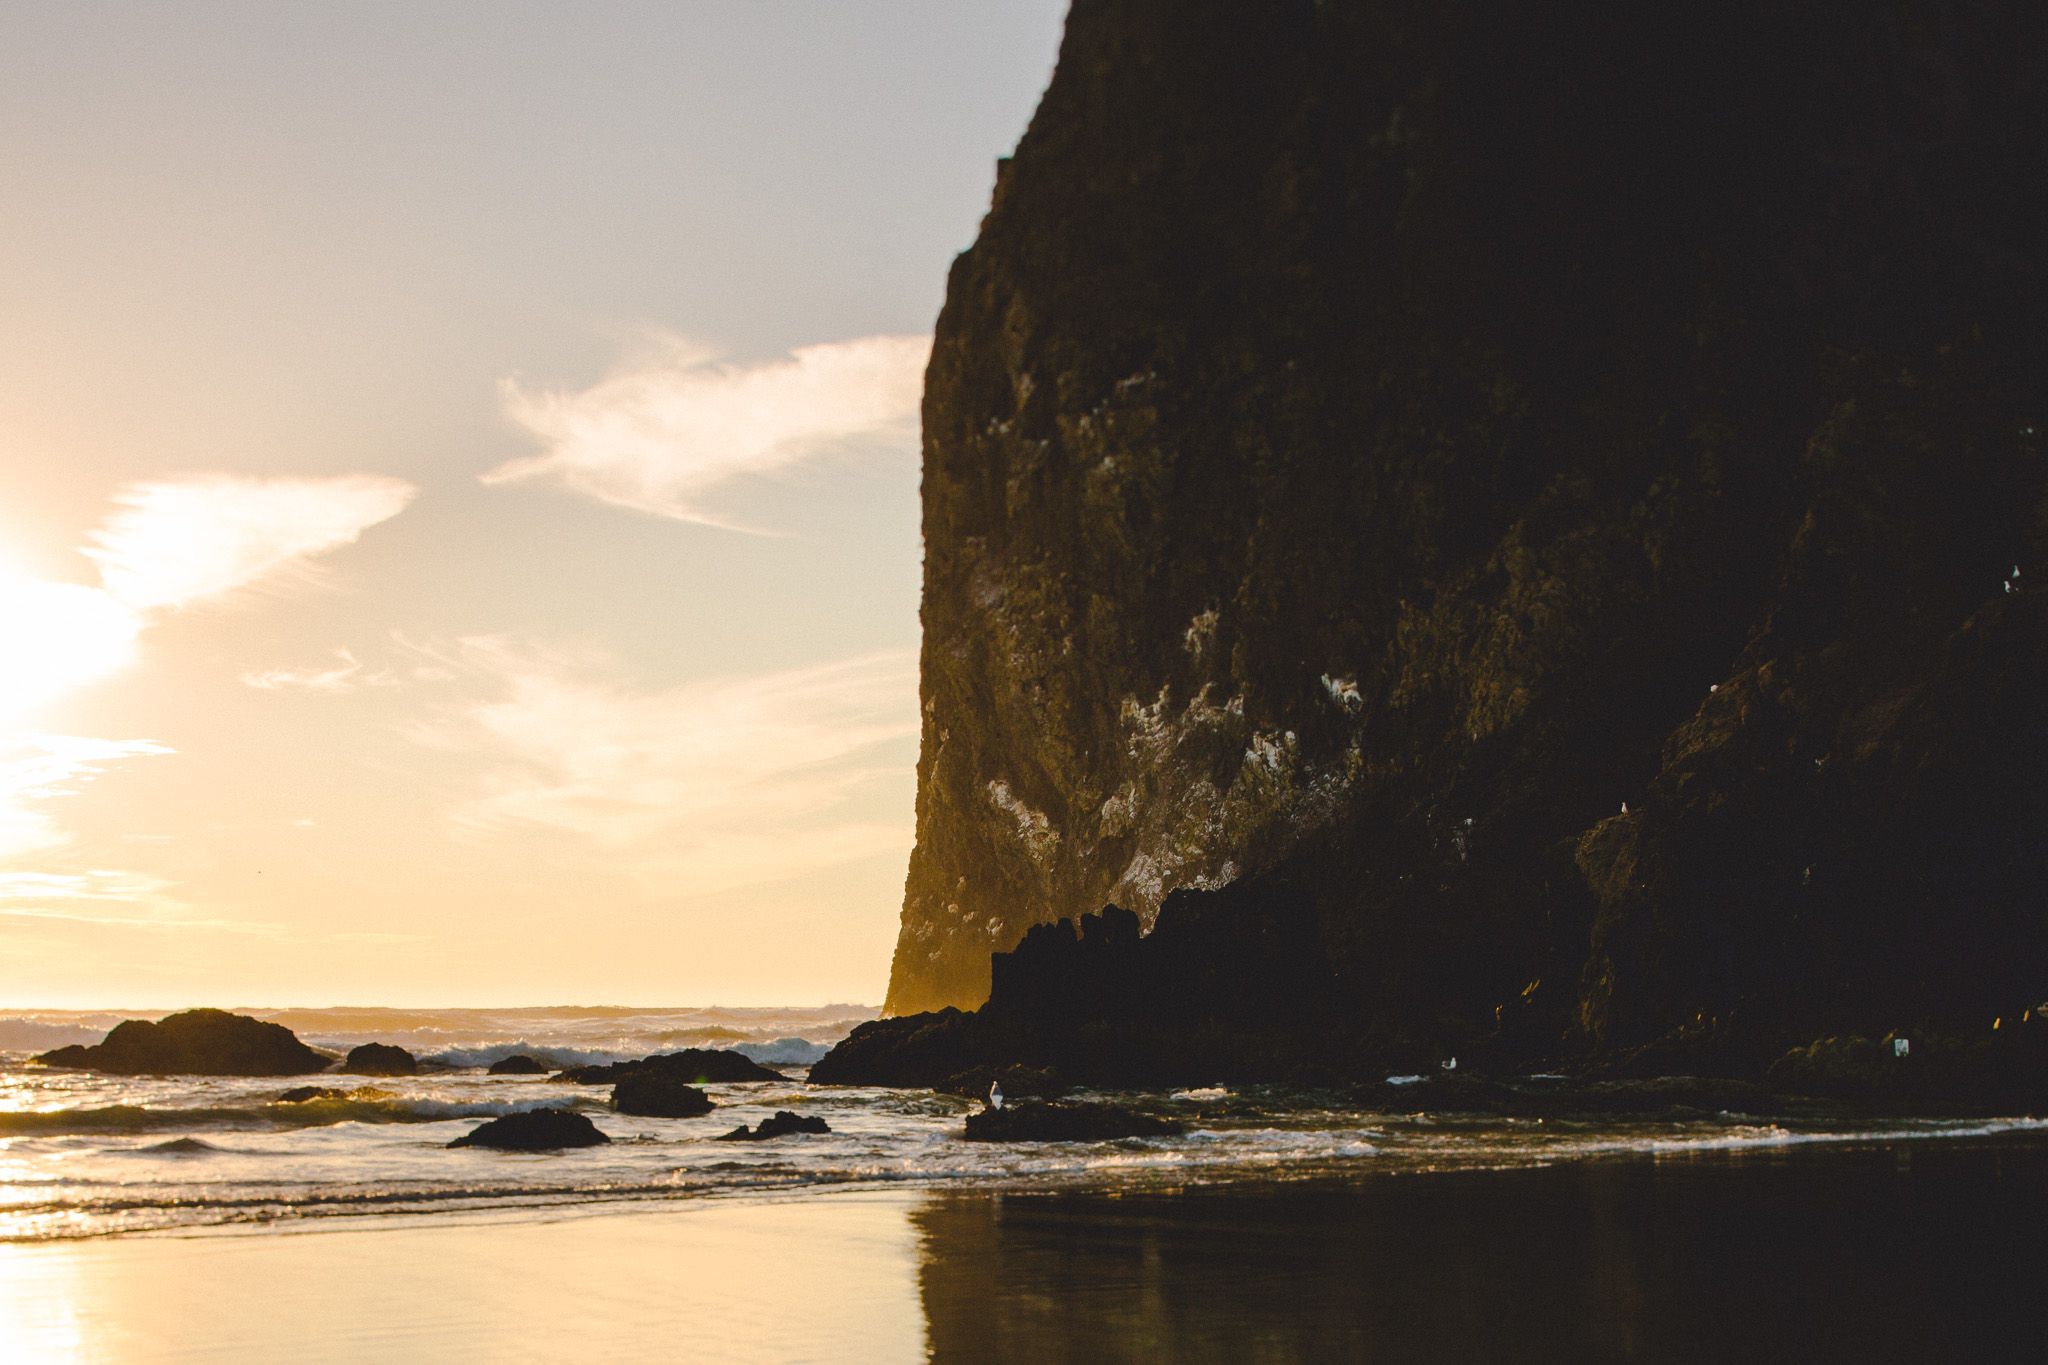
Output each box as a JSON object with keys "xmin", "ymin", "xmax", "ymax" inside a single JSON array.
[{"xmin": 989, "ymin": 1081, "xmax": 1005, "ymax": 1111}]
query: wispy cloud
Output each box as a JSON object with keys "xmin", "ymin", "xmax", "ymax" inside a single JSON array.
[
  {"xmin": 243, "ymin": 648, "xmax": 395, "ymax": 693},
  {"xmin": 487, "ymin": 332, "xmax": 931, "ymax": 528},
  {"xmin": 0, "ymin": 473, "xmax": 415, "ymax": 728},
  {"xmin": 82, "ymin": 473, "xmax": 416, "ymax": 612},
  {"xmin": 415, "ymin": 640, "xmax": 918, "ymax": 895},
  {"xmin": 0, "ymin": 734, "xmax": 176, "ymax": 861},
  {"xmin": 0, "ymin": 472, "xmax": 414, "ymax": 889}
]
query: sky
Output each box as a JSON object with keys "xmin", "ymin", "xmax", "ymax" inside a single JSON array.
[{"xmin": 0, "ymin": 1, "xmax": 1067, "ymax": 1009}]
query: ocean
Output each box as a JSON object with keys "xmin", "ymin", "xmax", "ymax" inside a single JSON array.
[
  {"xmin": 5, "ymin": 1004, "xmax": 2046, "ymax": 1243},
  {"xmin": 4, "ymin": 1006, "xmax": 2048, "ymax": 1361}
]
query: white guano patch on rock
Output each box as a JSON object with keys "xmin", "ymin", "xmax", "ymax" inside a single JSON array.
[{"xmin": 984, "ymin": 779, "xmax": 1059, "ymax": 870}]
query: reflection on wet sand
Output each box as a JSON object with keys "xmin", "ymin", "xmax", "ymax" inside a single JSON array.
[{"xmin": 914, "ymin": 1135, "xmax": 2048, "ymax": 1363}]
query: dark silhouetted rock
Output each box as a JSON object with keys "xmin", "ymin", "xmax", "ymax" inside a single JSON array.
[
  {"xmin": 871, "ymin": 0, "xmax": 2048, "ymax": 1094},
  {"xmin": 716, "ymin": 1111, "xmax": 832, "ymax": 1141},
  {"xmin": 963, "ymin": 1101, "xmax": 1184, "ymax": 1143},
  {"xmin": 278, "ymin": 1086, "xmax": 349, "ymax": 1103},
  {"xmin": 447, "ymin": 1108, "xmax": 609, "ymax": 1150},
  {"xmin": 558, "ymin": 1049, "xmax": 782, "ymax": 1085},
  {"xmin": 813, "ymin": 890, "xmax": 1349, "ymax": 1089},
  {"xmin": 1764, "ymin": 1019, "xmax": 2048, "ymax": 1112},
  {"xmin": 340, "ymin": 1042, "xmax": 417, "ymax": 1076},
  {"xmin": 611, "ymin": 1072, "xmax": 714, "ymax": 1118},
  {"xmin": 32, "ymin": 1009, "xmax": 328, "ymax": 1076},
  {"xmin": 488, "ymin": 1055, "xmax": 549, "ymax": 1075},
  {"xmin": 937, "ymin": 1065, "xmax": 1069, "ymax": 1102}
]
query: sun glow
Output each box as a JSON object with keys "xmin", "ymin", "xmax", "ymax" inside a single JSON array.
[{"xmin": 0, "ymin": 576, "xmax": 141, "ymax": 724}]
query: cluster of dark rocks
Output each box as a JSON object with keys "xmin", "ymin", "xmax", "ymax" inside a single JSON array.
[{"xmin": 812, "ymin": 896, "xmax": 1359, "ymax": 1092}]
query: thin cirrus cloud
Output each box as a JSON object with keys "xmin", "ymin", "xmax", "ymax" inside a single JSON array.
[
  {"xmin": 0, "ymin": 473, "xmax": 416, "ymax": 727},
  {"xmin": 243, "ymin": 648, "xmax": 396, "ymax": 693},
  {"xmin": 0, "ymin": 734, "xmax": 175, "ymax": 861},
  {"xmin": 0, "ymin": 473, "xmax": 415, "ymax": 900},
  {"xmin": 416, "ymin": 640, "xmax": 919, "ymax": 897},
  {"xmin": 486, "ymin": 332, "xmax": 932, "ymax": 528},
  {"xmin": 82, "ymin": 473, "xmax": 417, "ymax": 613}
]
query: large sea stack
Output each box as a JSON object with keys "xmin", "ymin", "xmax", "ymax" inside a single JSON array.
[{"xmin": 877, "ymin": 0, "xmax": 2048, "ymax": 1072}]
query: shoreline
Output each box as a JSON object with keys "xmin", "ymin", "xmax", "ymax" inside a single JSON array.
[{"xmin": 4, "ymin": 1134, "xmax": 2046, "ymax": 1363}]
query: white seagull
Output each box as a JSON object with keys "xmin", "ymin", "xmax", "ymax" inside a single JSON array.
[{"xmin": 989, "ymin": 1081, "xmax": 1005, "ymax": 1111}]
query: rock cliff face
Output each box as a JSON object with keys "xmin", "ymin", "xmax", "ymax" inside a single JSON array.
[{"xmin": 885, "ymin": 0, "xmax": 2048, "ymax": 1063}]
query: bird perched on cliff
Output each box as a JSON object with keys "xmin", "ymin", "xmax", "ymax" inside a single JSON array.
[{"xmin": 989, "ymin": 1081, "xmax": 1004, "ymax": 1111}]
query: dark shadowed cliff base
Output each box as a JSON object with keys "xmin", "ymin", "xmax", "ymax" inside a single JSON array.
[{"xmin": 876, "ymin": 0, "xmax": 2048, "ymax": 1081}]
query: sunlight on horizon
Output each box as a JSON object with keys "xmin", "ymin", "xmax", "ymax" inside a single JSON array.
[{"xmin": 0, "ymin": 0, "xmax": 1066, "ymax": 1007}]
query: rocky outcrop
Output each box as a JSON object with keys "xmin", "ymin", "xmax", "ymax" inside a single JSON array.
[
  {"xmin": 717, "ymin": 1111, "xmax": 832, "ymax": 1141},
  {"xmin": 557, "ymin": 1049, "xmax": 783, "ymax": 1085},
  {"xmin": 487, "ymin": 1055, "xmax": 549, "ymax": 1075},
  {"xmin": 885, "ymin": 0, "xmax": 2048, "ymax": 1070},
  {"xmin": 447, "ymin": 1109, "xmax": 610, "ymax": 1150},
  {"xmin": 817, "ymin": 893, "xmax": 1361, "ymax": 1088},
  {"xmin": 963, "ymin": 1101, "xmax": 1184, "ymax": 1142},
  {"xmin": 340, "ymin": 1043, "xmax": 417, "ymax": 1076},
  {"xmin": 33, "ymin": 1009, "xmax": 328, "ymax": 1076},
  {"xmin": 610, "ymin": 1073, "xmax": 714, "ymax": 1118}
]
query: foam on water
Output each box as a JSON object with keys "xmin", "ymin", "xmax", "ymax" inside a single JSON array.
[{"xmin": 4, "ymin": 1006, "xmax": 2045, "ymax": 1243}]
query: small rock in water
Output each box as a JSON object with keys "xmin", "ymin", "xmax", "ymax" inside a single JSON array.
[
  {"xmin": 278, "ymin": 1086, "xmax": 349, "ymax": 1103},
  {"xmin": 963, "ymin": 1101, "xmax": 1184, "ymax": 1143},
  {"xmin": 447, "ymin": 1108, "xmax": 610, "ymax": 1150},
  {"xmin": 140, "ymin": 1137, "xmax": 219, "ymax": 1155},
  {"xmin": 611, "ymin": 1072, "xmax": 715, "ymax": 1118},
  {"xmin": 487, "ymin": 1054, "xmax": 549, "ymax": 1075},
  {"xmin": 340, "ymin": 1042, "xmax": 418, "ymax": 1076},
  {"xmin": 716, "ymin": 1110, "xmax": 832, "ymax": 1141}
]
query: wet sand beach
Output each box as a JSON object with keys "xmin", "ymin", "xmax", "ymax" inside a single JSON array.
[{"xmin": 4, "ymin": 1133, "xmax": 2045, "ymax": 1363}]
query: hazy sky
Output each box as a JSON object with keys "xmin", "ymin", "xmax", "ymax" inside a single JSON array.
[{"xmin": 0, "ymin": 1, "xmax": 1067, "ymax": 1008}]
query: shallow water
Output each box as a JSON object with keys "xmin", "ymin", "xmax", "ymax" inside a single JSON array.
[
  {"xmin": 4, "ymin": 1010, "xmax": 2046, "ymax": 1240},
  {"xmin": 1, "ymin": 1137, "xmax": 2044, "ymax": 1363}
]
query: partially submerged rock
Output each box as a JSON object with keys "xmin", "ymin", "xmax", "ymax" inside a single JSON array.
[
  {"xmin": 717, "ymin": 1111, "xmax": 831, "ymax": 1141},
  {"xmin": 278, "ymin": 1086, "xmax": 350, "ymax": 1103},
  {"xmin": 937, "ymin": 1064, "xmax": 1069, "ymax": 1102},
  {"xmin": 1764, "ymin": 1024, "xmax": 2048, "ymax": 1113},
  {"xmin": 962, "ymin": 1100, "xmax": 1184, "ymax": 1143},
  {"xmin": 611, "ymin": 1072, "xmax": 714, "ymax": 1118},
  {"xmin": 340, "ymin": 1042, "xmax": 417, "ymax": 1076},
  {"xmin": 33, "ymin": 1009, "xmax": 328, "ymax": 1076},
  {"xmin": 487, "ymin": 1054, "xmax": 549, "ymax": 1075},
  {"xmin": 559, "ymin": 1049, "xmax": 783, "ymax": 1085},
  {"xmin": 140, "ymin": 1137, "xmax": 219, "ymax": 1155},
  {"xmin": 447, "ymin": 1108, "xmax": 610, "ymax": 1150}
]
